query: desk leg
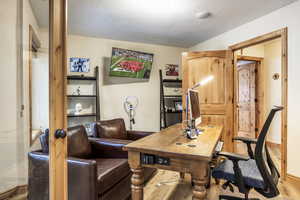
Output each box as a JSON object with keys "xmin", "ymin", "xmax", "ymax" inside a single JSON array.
[
  {"xmin": 191, "ymin": 161, "xmax": 209, "ymax": 200},
  {"xmin": 131, "ymin": 168, "xmax": 144, "ymax": 200},
  {"xmin": 128, "ymin": 151, "xmax": 144, "ymax": 200}
]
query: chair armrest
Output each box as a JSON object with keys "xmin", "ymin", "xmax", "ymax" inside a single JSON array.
[
  {"xmin": 217, "ymin": 151, "xmax": 249, "ymax": 193},
  {"xmin": 28, "ymin": 151, "xmax": 50, "ymax": 200},
  {"xmin": 28, "ymin": 152, "xmax": 98, "ymax": 200},
  {"xmin": 217, "ymin": 151, "xmax": 249, "ymax": 161},
  {"xmin": 233, "ymin": 137, "xmax": 257, "ymax": 144},
  {"xmin": 89, "ymin": 138, "xmax": 132, "ymax": 158},
  {"xmin": 68, "ymin": 157, "xmax": 98, "ymax": 200},
  {"xmin": 233, "ymin": 137, "xmax": 257, "ymax": 159},
  {"xmin": 127, "ymin": 130, "xmax": 154, "ymax": 140}
]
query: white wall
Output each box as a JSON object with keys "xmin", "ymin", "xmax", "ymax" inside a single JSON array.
[
  {"xmin": 23, "ymin": 0, "xmax": 41, "ymax": 132},
  {"xmin": 17, "ymin": 0, "xmax": 43, "ymax": 188},
  {"xmin": 0, "ymin": 0, "xmax": 19, "ymax": 193},
  {"xmin": 0, "ymin": 0, "xmax": 48, "ymax": 191},
  {"xmin": 40, "ymin": 31, "xmax": 186, "ymax": 132},
  {"xmin": 237, "ymin": 45, "xmax": 265, "ymax": 57},
  {"xmin": 190, "ymin": 0, "xmax": 300, "ymax": 177},
  {"xmin": 264, "ymin": 40, "xmax": 282, "ymax": 144}
]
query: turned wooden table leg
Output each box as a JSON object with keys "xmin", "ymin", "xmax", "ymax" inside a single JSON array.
[
  {"xmin": 131, "ymin": 168, "xmax": 144, "ymax": 200},
  {"xmin": 191, "ymin": 161, "xmax": 209, "ymax": 200},
  {"xmin": 128, "ymin": 151, "xmax": 144, "ymax": 200},
  {"xmin": 206, "ymin": 165, "xmax": 211, "ymax": 188},
  {"xmin": 192, "ymin": 177, "xmax": 207, "ymax": 200}
]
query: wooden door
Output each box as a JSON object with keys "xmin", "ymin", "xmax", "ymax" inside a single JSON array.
[
  {"xmin": 236, "ymin": 61, "xmax": 256, "ymax": 139},
  {"xmin": 49, "ymin": 0, "xmax": 68, "ymax": 200},
  {"xmin": 182, "ymin": 51, "xmax": 234, "ymax": 151}
]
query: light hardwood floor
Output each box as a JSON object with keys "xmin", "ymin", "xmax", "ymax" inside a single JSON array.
[
  {"xmin": 7, "ymin": 170, "xmax": 300, "ymax": 200},
  {"xmin": 143, "ymin": 144, "xmax": 299, "ymax": 200},
  {"xmin": 144, "ymin": 170, "xmax": 299, "ymax": 200},
  {"xmin": 9, "ymin": 175, "xmax": 300, "ymax": 200},
  {"xmin": 8, "ymin": 145, "xmax": 299, "ymax": 200}
]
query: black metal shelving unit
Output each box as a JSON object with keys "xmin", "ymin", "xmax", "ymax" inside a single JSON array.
[
  {"xmin": 159, "ymin": 70, "xmax": 182, "ymax": 130},
  {"xmin": 67, "ymin": 66, "xmax": 100, "ymax": 129}
]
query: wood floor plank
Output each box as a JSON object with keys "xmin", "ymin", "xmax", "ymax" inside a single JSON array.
[
  {"xmin": 8, "ymin": 145, "xmax": 299, "ymax": 200},
  {"xmin": 144, "ymin": 145, "xmax": 298, "ymax": 200},
  {"xmin": 144, "ymin": 170, "xmax": 299, "ymax": 200}
]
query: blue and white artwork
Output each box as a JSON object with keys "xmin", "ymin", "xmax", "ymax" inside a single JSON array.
[{"xmin": 70, "ymin": 57, "xmax": 90, "ymax": 72}]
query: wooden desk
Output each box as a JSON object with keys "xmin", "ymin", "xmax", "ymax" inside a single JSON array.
[{"xmin": 123, "ymin": 124, "xmax": 223, "ymax": 200}]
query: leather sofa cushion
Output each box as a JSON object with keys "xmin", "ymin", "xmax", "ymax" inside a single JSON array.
[
  {"xmin": 38, "ymin": 125, "xmax": 91, "ymax": 158},
  {"xmin": 95, "ymin": 118, "xmax": 128, "ymax": 139},
  {"xmin": 89, "ymin": 138, "xmax": 132, "ymax": 158},
  {"xmin": 68, "ymin": 125, "xmax": 92, "ymax": 158},
  {"xmin": 95, "ymin": 158, "xmax": 130, "ymax": 194}
]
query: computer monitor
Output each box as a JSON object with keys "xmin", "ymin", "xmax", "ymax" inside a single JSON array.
[{"xmin": 188, "ymin": 89, "xmax": 201, "ymax": 127}]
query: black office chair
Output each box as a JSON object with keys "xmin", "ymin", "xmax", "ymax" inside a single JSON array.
[{"xmin": 212, "ymin": 106, "xmax": 283, "ymax": 200}]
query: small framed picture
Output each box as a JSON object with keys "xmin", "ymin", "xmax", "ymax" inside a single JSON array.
[
  {"xmin": 174, "ymin": 101, "xmax": 182, "ymax": 111},
  {"xmin": 165, "ymin": 64, "xmax": 179, "ymax": 76},
  {"xmin": 70, "ymin": 57, "xmax": 90, "ymax": 73}
]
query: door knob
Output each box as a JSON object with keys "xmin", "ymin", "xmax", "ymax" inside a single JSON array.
[{"xmin": 55, "ymin": 129, "xmax": 67, "ymax": 139}]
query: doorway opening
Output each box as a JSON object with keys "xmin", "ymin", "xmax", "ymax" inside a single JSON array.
[
  {"xmin": 235, "ymin": 56, "xmax": 264, "ymax": 157},
  {"xmin": 230, "ymin": 28, "xmax": 287, "ymax": 179}
]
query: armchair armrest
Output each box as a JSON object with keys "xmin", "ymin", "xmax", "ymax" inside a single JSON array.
[
  {"xmin": 28, "ymin": 152, "xmax": 98, "ymax": 200},
  {"xmin": 28, "ymin": 151, "xmax": 50, "ymax": 200},
  {"xmin": 233, "ymin": 137, "xmax": 257, "ymax": 144},
  {"xmin": 89, "ymin": 138, "xmax": 132, "ymax": 158},
  {"xmin": 68, "ymin": 157, "xmax": 97, "ymax": 200},
  {"xmin": 127, "ymin": 130, "xmax": 154, "ymax": 140},
  {"xmin": 217, "ymin": 151, "xmax": 249, "ymax": 161}
]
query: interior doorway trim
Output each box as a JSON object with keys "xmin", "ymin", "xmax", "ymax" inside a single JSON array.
[
  {"xmin": 49, "ymin": 0, "xmax": 68, "ymax": 199},
  {"xmin": 28, "ymin": 24, "xmax": 41, "ymax": 146},
  {"xmin": 229, "ymin": 28, "xmax": 288, "ymax": 180},
  {"xmin": 234, "ymin": 55, "xmax": 264, "ymax": 140}
]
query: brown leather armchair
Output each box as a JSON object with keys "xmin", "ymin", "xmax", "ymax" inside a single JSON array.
[
  {"xmin": 90, "ymin": 118, "xmax": 157, "ymax": 182},
  {"xmin": 28, "ymin": 124, "xmax": 155, "ymax": 200}
]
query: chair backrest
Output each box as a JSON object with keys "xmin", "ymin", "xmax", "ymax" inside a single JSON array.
[
  {"xmin": 254, "ymin": 106, "xmax": 283, "ymax": 198},
  {"xmin": 40, "ymin": 128, "xmax": 50, "ymax": 153},
  {"xmin": 39, "ymin": 125, "xmax": 92, "ymax": 158},
  {"xmin": 91, "ymin": 118, "xmax": 128, "ymax": 139}
]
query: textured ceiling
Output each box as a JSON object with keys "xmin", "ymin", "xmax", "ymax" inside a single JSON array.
[{"xmin": 30, "ymin": 0, "xmax": 297, "ymax": 47}]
